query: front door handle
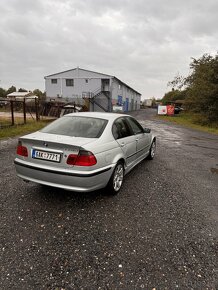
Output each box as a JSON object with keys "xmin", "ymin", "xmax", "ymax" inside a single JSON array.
[{"xmin": 120, "ymin": 142, "xmax": 125, "ymax": 147}]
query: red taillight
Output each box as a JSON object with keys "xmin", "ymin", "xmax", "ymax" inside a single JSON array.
[
  {"xmin": 67, "ymin": 150, "xmax": 97, "ymax": 166},
  {"xmin": 16, "ymin": 143, "xmax": 28, "ymax": 157},
  {"xmin": 66, "ymin": 154, "xmax": 78, "ymax": 165},
  {"xmin": 75, "ymin": 152, "xmax": 97, "ymax": 166}
]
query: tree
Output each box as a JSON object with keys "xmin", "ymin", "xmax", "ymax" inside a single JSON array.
[
  {"xmin": 18, "ymin": 88, "xmax": 28, "ymax": 92},
  {"xmin": 162, "ymin": 89, "xmax": 185, "ymax": 105},
  {"xmin": 33, "ymin": 89, "xmax": 46, "ymax": 102},
  {"xmin": 167, "ymin": 53, "xmax": 218, "ymax": 123},
  {"xmin": 168, "ymin": 74, "xmax": 186, "ymax": 90},
  {"xmin": 6, "ymin": 86, "xmax": 16, "ymax": 95},
  {"xmin": 0, "ymin": 87, "xmax": 6, "ymax": 98},
  {"xmin": 33, "ymin": 89, "xmax": 42, "ymax": 97},
  {"xmin": 151, "ymin": 97, "xmax": 156, "ymax": 107},
  {"xmin": 185, "ymin": 54, "xmax": 218, "ymax": 122}
]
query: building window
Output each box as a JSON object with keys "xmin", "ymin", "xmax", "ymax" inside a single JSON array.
[
  {"xmin": 119, "ymin": 84, "xmax": 122, "ymax": 90},
  {"xmin": 66, "ymin": 79, "xmax": 74, "ymax": 86},
  {"xmin": 51, "ymin": 79, "xmax": 57, "ymax": 84},
  {"xmin": 85, "ymin": 79, "xmax": 89, "ymax": 83}
]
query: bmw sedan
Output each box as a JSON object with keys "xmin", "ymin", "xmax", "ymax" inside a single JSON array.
[{"xmin": 14, "ymin": 112, "xmax": 156, "ymax": 194}]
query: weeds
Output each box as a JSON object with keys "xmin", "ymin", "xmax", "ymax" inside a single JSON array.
[{"xmin": 157, "ymin": 112, "xmax": 218, "ymax": 135}]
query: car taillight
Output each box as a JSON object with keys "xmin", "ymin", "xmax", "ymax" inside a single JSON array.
[
  {"xmin": 16, "ymin": 142, "xmax": 28, "ymax": 157},
  {"xmin": 67, "ymin": 150, "xmax": 97, "ymax": 166},
  {"xmin": 66, "ymin": 154, "xmax": 78, "ymax": 165}
]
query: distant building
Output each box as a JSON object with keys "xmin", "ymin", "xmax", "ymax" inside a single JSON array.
[
  {"xmin": 143, "ymin": 99, "xmax": 153, "ymax": 107},
  {"xmin": 7, "ymin": 92, "xmax": 32, "ymax": 99},
  {"xmin": 7, "ymin": 92, "xmax": 38, "ymax": 102},
  {"xmin": 44, "ymin": 67, "xmax": 141, "ymax": 112}
]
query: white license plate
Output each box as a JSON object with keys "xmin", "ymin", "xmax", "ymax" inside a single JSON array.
[{"xmin": 32, "ymin": 149, "xmax": 61, "ymax": 162}]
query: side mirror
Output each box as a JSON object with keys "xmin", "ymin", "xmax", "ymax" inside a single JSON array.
[{"xmin": 144, "ymin": 128, "xmax": 151, "ymax": 133}]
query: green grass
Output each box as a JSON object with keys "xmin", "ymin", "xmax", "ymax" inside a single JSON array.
[
  {"xmin": 0, "ymin": 119, "xmax": 53, "ymax": 139},
  {"xmin": 0, "ymin": 117, "xmax": 25, "ymax": 127},
  {"xmin": 0, "ymin": 108, "xmax": 8, "ymax": 112},
  {"xmin": 157, "ymin": 112, "xmax": 218, "ymax": 135}
]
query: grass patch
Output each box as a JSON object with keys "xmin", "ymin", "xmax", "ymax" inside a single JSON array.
[
  {"xmin": 0, "ymin": 119, "xmax": 53, "ymax": 139},
  {"xmin": 0, "ymin": 108, "xmax": 9, "ymax": 112},
  {"xmin": 0, "ymin": 117, "xmax": 25, "ymax": 127},
  {"xmin": 157, "ymin": 112, "xmax": 218, "ymax": 135}
]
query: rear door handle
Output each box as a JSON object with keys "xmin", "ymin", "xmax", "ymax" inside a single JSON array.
[{"xmin": 135, "ymin": 138, "xmax": 139, "ymax": 142}]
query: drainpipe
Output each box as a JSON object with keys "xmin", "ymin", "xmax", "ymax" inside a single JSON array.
[
  {"xmin": 109, "ymin": 78, "xmax": 113, "ymax": 112},
  {"xmin": 60, "ymin": 78, "xmax": 63, "ymax": 98}
]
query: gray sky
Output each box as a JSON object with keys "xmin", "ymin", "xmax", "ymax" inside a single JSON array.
[{"xmin": 0, "ymin": 0, "xmax": 217, "ymax": 99}]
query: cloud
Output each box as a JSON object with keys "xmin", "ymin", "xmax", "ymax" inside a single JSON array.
[{"xmin": 0, "ymin": 0, "xmax": 217, "ymax": 98}]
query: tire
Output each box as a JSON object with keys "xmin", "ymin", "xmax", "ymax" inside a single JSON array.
[
  {"xmin": 147, "ymin": 139, "xmax": 156, "ymax": 160},
  {"xmin": 107, "ymin": 161, "xmax": 124, "ymax": 195}
]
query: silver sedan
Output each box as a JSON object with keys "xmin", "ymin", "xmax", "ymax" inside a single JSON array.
[{"xmin": 14, "ymin": 112, "xmax": 156, "ymax": 194}]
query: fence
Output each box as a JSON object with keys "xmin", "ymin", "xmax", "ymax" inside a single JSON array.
[{"xmin": 0, "ymin": 98, "xmax": 40, "ymax": 128}]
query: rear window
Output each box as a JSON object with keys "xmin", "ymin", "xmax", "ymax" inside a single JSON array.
[{"xmin": 40, "ymin": 116, "xmax": 108, "ymax": 138}]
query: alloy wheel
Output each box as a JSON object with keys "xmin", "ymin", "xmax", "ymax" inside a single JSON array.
[{"xmin": 113, "ymin": 164, "xmax": 124, "ymax": 192}]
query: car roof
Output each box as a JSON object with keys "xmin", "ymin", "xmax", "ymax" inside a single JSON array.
[{"xmin": 64, "ymin": 112, "xmax": 131, "ymax": 121}]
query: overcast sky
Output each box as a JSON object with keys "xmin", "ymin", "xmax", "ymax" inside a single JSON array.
[{"xmin": 0, "ymin": 0, "xmax": 217, "ymax": 99}]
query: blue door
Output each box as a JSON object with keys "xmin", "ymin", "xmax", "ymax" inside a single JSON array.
[
  {"xmin": 118, "ymin": 95, "xmax": 123, "ymax": 106},
  {"xmin": 124, "ymin": 98, "xmax": 129, "ymax": 112}
]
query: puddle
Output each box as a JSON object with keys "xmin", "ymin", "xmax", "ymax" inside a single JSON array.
[
  {"xmin": 191, "ymin": 136, "xmax": 218, "ymax": 141},
  {"xmin": 210, "ymin": 168, "xmax": 218, "ymax": 174},
  {"xmin": 186, "ymin": 143, "xmax": 218, "ymax": 151}
]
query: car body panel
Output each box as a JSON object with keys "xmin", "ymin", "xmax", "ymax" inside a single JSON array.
[
  {"xmin": 116, "ymin": 135, "xmax": 137, "ymax": 168},
  {"xmin": 15, "ymin": 158, "xmax": 114, "ymax": 192}
]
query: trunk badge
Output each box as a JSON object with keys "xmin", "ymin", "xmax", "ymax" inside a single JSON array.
[{"xmin": 43, "ymin": 142, "xmax": 48, "ymax": 147}]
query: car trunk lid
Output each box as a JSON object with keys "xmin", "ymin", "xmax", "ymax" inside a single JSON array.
[{"xmin": 17, "ymin": 132, "xmax": 98, "ymax": 168}]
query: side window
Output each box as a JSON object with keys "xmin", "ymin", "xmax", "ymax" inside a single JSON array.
[
  {"xmin": 51, "ymin": 79, "xmax": 57, "ymax": 84},
  {"xmin": 66, "ymin": 79, "xmax": 74, "ymax": 86},
  {"xmin": 112, "ymin": 124, "xmax": 119, "ymax": 139},
  {"xmin": 112, "ymin": 118, "xmax": 131, "ymax": 139},
  {"xmin": 127, "ymin": 117, "xmax": 144, "ymax": 135}
]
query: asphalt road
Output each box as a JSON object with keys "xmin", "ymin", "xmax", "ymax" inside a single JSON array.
[{"xmin": 0, "ymin": 109, "xmax": 217, "ymax": 290}]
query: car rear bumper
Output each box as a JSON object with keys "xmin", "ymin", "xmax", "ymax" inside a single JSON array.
[{"xmin": 14, "ymin": 158, "xmax": 114, "ymax": 192}]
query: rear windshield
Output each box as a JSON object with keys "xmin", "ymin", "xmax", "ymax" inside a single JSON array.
[{"xmin": 40, "ymin": 116, "xmax": 108, "ymax": 138}]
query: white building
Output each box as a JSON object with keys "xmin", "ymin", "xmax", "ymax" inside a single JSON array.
[
  {"xmin": 143, "ymin": 99, "xmax": 153, "ymax": 107},
  {"xmin": 44, "ymin": 67, "xmax": 141, "ymax": 112}
]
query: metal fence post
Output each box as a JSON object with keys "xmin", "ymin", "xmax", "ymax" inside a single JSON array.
[
  {"xmin": 23, "ymin": 98, "xmax": 26, "ymax": 124},
  {"xmin": 10, "ymin": 100, "xmax": 15, "ymax": 126},
  {"xmin": 35, "ymin": 97, "xmax": 39, "ymax": 121}
]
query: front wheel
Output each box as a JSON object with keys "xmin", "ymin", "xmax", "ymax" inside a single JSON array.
[
  {"xmin": 147, "ymin": 139, "xmax": 156, "ymax": 160},
  {"xmin": 107, "ymin": 162, "xmax": 124, "ymax": 195}
]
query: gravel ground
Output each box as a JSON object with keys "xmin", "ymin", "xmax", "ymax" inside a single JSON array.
[{"xmin": 0, "ymin": 109, "xmax": 217, "ymax": 290}]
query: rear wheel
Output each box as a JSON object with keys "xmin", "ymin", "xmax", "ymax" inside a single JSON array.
[
  {"xmin": 107, "ymin": 162, "xmax": 124, "ymax": 195},
  {"xmin": 147, "ymin": 139, "xmax": 156, "ymax": 160}
]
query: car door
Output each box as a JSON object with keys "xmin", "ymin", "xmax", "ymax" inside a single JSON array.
[
  {"xmin": 112, "ymin": 117, "xmax": 137, "ymax": 168},
  {"xmin": 125, "ymin": 117, "xmax": 150, "ymax": 160}
]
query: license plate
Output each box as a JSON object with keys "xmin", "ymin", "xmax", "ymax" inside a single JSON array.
[{"xmin": 32, "ymin": 149, "xmax": 61, "ymax": 163}]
